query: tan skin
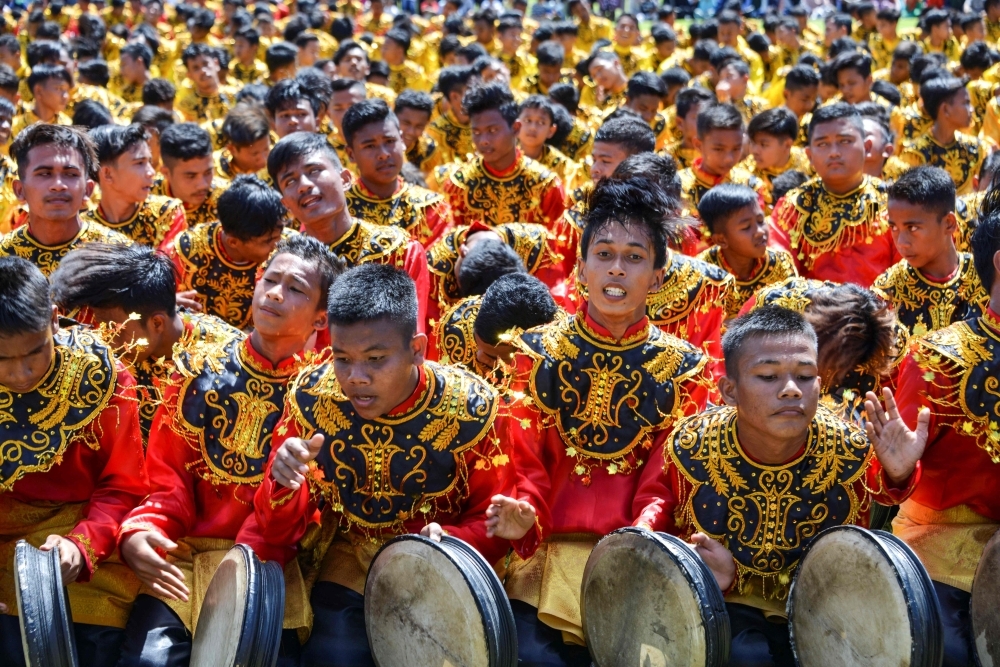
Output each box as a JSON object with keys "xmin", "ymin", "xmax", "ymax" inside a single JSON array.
[
  {"xmin": 836, "ymin": 68, "xmax": 873, "ymax": 105},
  {"xmin": 710, "ymin": 202, "xmax": 768, "ymax": 280},
  {"xmin": 272, "ymin": 99, "xmax": 318, "ymax": 138},
  {"xmin": 13, "ymin": 145, "xmax": 95, "ymax": 246},
  {"xmin": 185, "ymin": 54, "xmax": 221, "ymax": 97},
  {"xmin": 887, "ymin": 200, "xmax": 959, "ymax": 279},
  {"xmin": 694, "ymin": 127, "xmax": 745, "ymax": 178},
  {"xmin": 121, "ymin": 253, "xmax": 330, "ymax": 601},
  {"xmin": 862, "ymin": 118, "xmax": 894, "ymax": 178},
  {"xmin": 750, "ymin": 132, "xmax": 793, "ymax": 172},
  {"xmin": 345, "ymin": 116, "xmax": 405, "ymax": 199},
  {"xmin": 396, "ymin": 107, "xmax": 432, "ymax": 154},
  {"xmin": 32, "ymin": 78, "xmax": 70, "ymax": 122},
  {"xmin": 220, "ymin": 226, "xmax": 284, "ymax": 265},
  {"xmin": 98, "ymin": 142, "xmax": 157, "ymax": 224},
  {"xmin": 806, "ymin": 118, "xmax": 871, "ymax": 196},
  {"xmin": 160, "ymin": 154, "xmax": 214, "ymax": 209},
  {"xmin": 589, "ymin": 141, "xmax": 630, "ymax": 184},
  {"xmin": 276, "ymin": 150, "xmax": 354, "ymax": 245},
  {"xmin": 227, "ymin": 135, "xmax": 271, "ymax": 174},
  {"xmin": 517, "ymin": 107, "xmax": 557, "ymax": 160},
  {"xmin": 932, "ymin": 87, "xmax": 973, "ymax": 146},
  {"xmin": 783, "ymin": 86, "xmax": 818, "ymax": 119},
  {"xmin": 88, "ymin": 305, "xmax": 185, "ymax": 365},
  {"xmin": 471, "ymin": 109, "xmax": 520, "ymax": 172}
]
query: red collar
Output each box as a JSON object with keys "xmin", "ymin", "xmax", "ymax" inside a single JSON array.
[
  {"xmin": 243, "ymin": 336, "xmax": 305, "ymax": 372},
  {"xmin": 482, "ymin": 150, "xmax": 523, "ymax": 178},
  {"xmin": 692, "ymin": 158, "xmax": 727, "ymax": 186},
  {"xmin": 580, "ymin": 301, "xmax": 649, "ymax": 342},
  {"xmin": 387, "ymin": 364, "xmax": 427, "ymax": 416}
]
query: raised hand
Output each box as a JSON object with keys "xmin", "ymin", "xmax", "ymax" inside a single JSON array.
[
  {"xmin": 271, "ymin": 434, "xmax": 326, "ymax": 490},
  {"xmin": 121, "ymin": 531, "xmax": 189, "ymax": 601},
  {"xmin": 485, "ymin": 495, "xmax": 537, "ymax": 540},
  {"xmin": 865, "ymin": 388, "xmax": 929, "ymax": 486},
  {"xmin": 39, "ymin": 535, "xmax": 84, "ymax": 583}
]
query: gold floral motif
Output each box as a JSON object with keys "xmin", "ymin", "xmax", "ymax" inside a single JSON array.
[
  {"xmin": 406, "ymin": 134, "xmax": 439, "ymax": 173},
  {"xmin": 0, "ymin": 221, "xmax": 132, "ymax": 277},
  {"xmin": 82, "ymin": 195, "xmax": 184, "ymax": 248},
  {"xmin": 697, "ymin": 247, "xmax": 798, "ymax": 318},
  {"xmin": 646, "ymin": 250, "xmax": 737, "ymax": 328},
  {"xmin": 896, "ymin": 132, "xmax": 986, "ymax": 195},
  {"xmin": 345, "ymin": 180, "xmax": 444, "ymax": 244},
  {"xmin": 329, "ymin": 219, "xmax": 409, "ymax": 269},
  {"xmin": 426, "ymin": 111, "xmax": 474, "ymax": 163},
  {"xmin": 449, "ymin": 156, "xmax": 558, "ymax": 227},
  {"xmin": 436, "ymin": 296, "xmax": 480, "ymax": 367}
]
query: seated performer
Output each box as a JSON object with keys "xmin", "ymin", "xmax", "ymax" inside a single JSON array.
[
  {"xmin": 745, "ymin": 107, "xmax": 812, "ymax": 211},
  {"xmin": 626, "ymin": 306, "xmax": 923, "ymax": 667},
  {"xmin": 11, "ymin": 63, "xmax": 73, "ymax": 135},
  {"xmin": 485, "ymin": 177, "xmax": 712, "ymax": 665},
  {"xmin": 116, "ymin": 235, "xmax": 344, "ymax": 667},
  {"xmin": 152, "ymin": 123, "xmax": 228, "ymax": 227},
  {"xmin": 874, "ymin": 166, "xmax": 989, "ymax": 337},
  {"xmin": 266, "ymin": 78, "xmax": 321, "ymax": 139},
  {"xmin": 661, "ymin": 85, "xmax": 714, "ymax": 171},
  {"xmin": 342, "ymin": 99, "xmax": 454, "ymax": 247},
  {"xmin": 394, "ymin": 90, "xmax": 441, "ymax": 176},
  {"xmin": 442, "ymin": 82, "xmax": 566, "ymax": 229},
  {"xmin": 697, "ymin": 183, "xmax": 798, "ymax": 319},
  {"xmin": 239, "ymin": 263, "xmax": 513, "ymax": 667},
  {"xmin": 171, "ymin": 175, "xmax": 288, "ymax": 330},
  {"xmin": 886, "ymin": 197, "xmax": 1000, "ymax": 666},
  {"xmin": 84, "ymin": 124, "xmax": 186, "ymax": 251},
  {"xmin": 425, "ymin": 65, "xmax": 476, "ymax": 164},
  {"xmin": 0, "ymin": 256, "xmax": 148, "ymax": 667},
  {"xmin": 176, "ymin": 43, "xmax": 237, "ymax": 123},
  {"xmin": 771, "ymin": 103, "xmax": 899, "ymax": 287},
  {"xmin": 268, "ymin": 131, "xmax": 430, "ymax": 331},
  {"xmin": 215, "ymin": 105, "xmax": 272, "ymax": 181},
  {"xmin": 0, "ymin": 124, "xmax": 130, "ymax": 276}
]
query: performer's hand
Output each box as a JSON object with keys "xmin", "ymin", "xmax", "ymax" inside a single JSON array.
[
  {"xmin": 865, "ymin": 388, "xmax": 929, "ymax": 487},
  {"xmin": 271, "ymin": 434, "xmax": 325, "ymax": 490},
  {"xmin": 715, "ymin": 79, "xmax": 732, "ymax": 103},
  {"xmin": 39, "ymin": 535, "xmax": 84, "ymax": 583},
  {"xmin": 0, "ymin": 603, "xmax": 6, "ymax": 613},
  {"xmin": 689, "ymin": 533, "xmax": 736, "ymax": 593},
  {"xmin": 121, "ymin": 531, "xmax": 190, "ymax": 602},
  {"xmin": 485, "ymin": 495, "xmax": 536, "ymax": 540},
  {"xmin": 420, "ymin": 523, "xmax": 445, "ymax": 542},
  {"xmin": 176, "ymin": 290, "xmax": 203, "ymax": 312}
]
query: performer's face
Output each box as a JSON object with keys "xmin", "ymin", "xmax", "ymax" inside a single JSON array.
[
  {"xmin": 719, "ymin": 333, "xmax": 820, "ymax": 444},
  {"xmin": 228, "ymin": 135, "xmax": 271, "ymax": 174},
  {"xmin": 160, "ymin": 155, "xmax": 214, "ymax": 208},
  {"xmin": 272, "ymin": 100, "xmax": 318, "ymax": 138},
  {"xmin": 347, "ymin": 117, "xmax": 405, "ymax": 188},
  {"xmin": 712, "ymin": 203, "xmax": 768, "ymax": 261},
  {"xmin": 694, "ymin": 128, "xmax": 744, "ymax": 178},
  {"xmin": 395, "ymin": 107, "xmax": 431, "ymax": 153},
  {"xmin": 330, "ymin": 320, "xmax": 427, "ymax": 420},
  {"xmin": 101, "ymin": 141, "xmax": 156, "ymax": 205},
  {"xmin": 887, "ymin": 199, "xmax": 958, "ymax": 273},
  {"xmin": 471, "ymin": 109, "xmax": 520, "ymax": 168},
  {"xmin": 806, "ymin": 119, "xmax": 869, "ymax": 191},
  {"xmin": 252, "ymin": 253, "xmax": 328, "ymax": 340},
  {"xmin": 589, "ymin": 141, "xmax": 630, "ymax": 184},
  {"xmin": 0, "ymin": 307, "xmax": 59, "ymax": 394},
  {"xmin": 276, "ymin": 151, "xmax": 351, "ymax": 229},
  {"xmin": 13, "ymin": 145, "xmax": 95, "ymax": 223}
]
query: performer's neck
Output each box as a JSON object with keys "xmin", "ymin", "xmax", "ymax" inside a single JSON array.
[
  {"xmin": 735, "ymin": 416, "xmax": 808, "ymax": 465},
  {"xmin": 305, "ymin": 208, "xmax": 354, "ymax": 245},
  {"xmin": 914, "ymin": 243, "xmax": 959, "ymax": 281},
  {"xmin": 149, "ymin": 313, "xmax": 186, "ymax": 360},
  {"xmin": 26, "ymin": 215, "xmax": 84, "ymax": 246},
  {"xmin": 248, "ymin": 328, "xmax": 310, "ymax": 367},
  {"xmin": 822, "ymin": 172, "xmax": 865, "ymax": 196},
  {"xmin": 97, "ymin": 190, "xmax": 142, "ymax": 224}
]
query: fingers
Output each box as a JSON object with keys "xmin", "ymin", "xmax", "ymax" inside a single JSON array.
[
  {"xmin": 882, "ymin": 387, "xmax": 901, "ymax": 422},
  {"xmin": 146, "ymin": 532, "xmax": 179, "ymax": 553},
  {"xmin": 176, "ymin": 291, "xmax": 203, "ymax": 312},
  {"xmin": 38, "ymin": 534, "xmax": 61, "ymax": 552},
  {"xmin": 306, "ymin": 433, "xmax": 325, "ymax": 458},
  {"xmin": 865, "ymin": 391, "xmax": 887, "ymax": 427}
]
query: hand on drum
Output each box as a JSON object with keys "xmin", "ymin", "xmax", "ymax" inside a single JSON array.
[
  {"xmin": 420, "ymin": 523, "xmax": 445, "ymax": 542},
  {"xmin": 271, "ymin": 434, "xmax": 325, "ymax": 490},
  {"xmin": 38, "ymin": 535, "xmax": 84, "ymax": 583},
  {"xmin": 121, "ymin": 531, "xmax": 190, "ymax": 601},
  {"xmin": 864, "ymin": 388, "xmax": 929, "ymax": 487},
  {"xmin": 176, "ymin": 290, "xmax": 203, "ymax": 312},
  {"xmin": 689, "ymin": 533, "xmax": 736, "ymax": 592},
  {"xmin": 485, "ymin": 495, "xmax": 537, "ymax": 540}
]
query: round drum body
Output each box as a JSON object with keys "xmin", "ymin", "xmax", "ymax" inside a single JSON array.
[
  {"xmin": 789, "ymin": 526, "xmax": 943, "ymax": 667},
  {"xmin": 190, "ymin": 544, "xmax": 285, "ymax": 667},
  {"xmin": 972, "ymin": 528, "xmax": 1000, "ymax": 665},
  {"xmin": 14, "ymin": 540, "xmax": 78, "ymax": 667},
  {"xmin": 365, "ymin": 534, "xmax": 517, "ymax": 667},
  {"xmin": 581, "ymin": 528, "xmax": 730, "ymax": 667}
]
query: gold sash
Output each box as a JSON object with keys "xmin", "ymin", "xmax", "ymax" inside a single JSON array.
[
  {"xmin": 892, "ymin": 500, "xmax": 999, "ymax": 593},
  {"xmin": 317, "ymin": 535, "xmax": 384, "ymax": 596},
  {"xmin": 503, "ymin": 534, "xmax": 601, "ymax": 646},
  {"xmin": 0, "ymin": 495, "xmax": 140, "ymax": 628}
]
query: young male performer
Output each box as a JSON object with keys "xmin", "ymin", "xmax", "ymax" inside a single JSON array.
[
  {"xmin": 745, "ymin": 107, "xmax": 813, "ymax": 210},
  {"xmin": 176, "ymin": 43, "xmax": 237, "ymax": 123},
  {"xmin": 874, "ymin": 167, "xmax": 989, "ymax": 337},
  {"xmin": 485, "ymin": 178, "xmax": 713, "ymax": 664},
  {"xmin": 0, "ymin": 256, "xmax": 148, "ymax": 667},
  {"xmin": 342, "ymin": 99, "xmax": 454, "ymax": 247},
  {"xmin": 628, "ymin": 306, "xmax": 923, "ymax": 665},
  {"xmin": 239, "ymin": 263, "xmax": 513, "ymax": 667},
  {"xmin": 152, "ymin": 122, "xmax": 228, "ymax": 227},
  {"xmin": 426, "ymin": 65, "xmax": 477, "ymax": 164},
  {"xmin": 0, "ymin": 124, "xmax": 130, "ymax": 276},
  {"xmin": 84, "ymin": 124, "xmax": 187, "ymax": 251},
  {"xmin": 772, "ymin": 103, "xmax": 899, "ymax": 287},
  {"xmin": 115, "ymin": 236, "xmax": 343, "ymax": 666},
  {"xmin": 443, "ymin": 83, "xmax": 566, "ymax": 229},
  {"xmin": 268, "ymin": 131, "xmax": 430, "ymax": 332},
  {"xmin": 171, "ymin": 175, "xmax": 289, "ymax": 330}
]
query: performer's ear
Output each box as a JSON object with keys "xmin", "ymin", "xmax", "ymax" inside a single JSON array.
[
  {"xmin": 717, "ymin": 374, "xmax": 737, "ymax": 407},
  {"xmin": 410, "ymin": 332, "xmax": 428, "ymax": 366}
]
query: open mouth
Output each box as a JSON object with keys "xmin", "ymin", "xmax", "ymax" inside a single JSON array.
[
  {"xmin": 603, "ymin": 285, "xmax": 626, "ymax": 300},
  {"xmin": 298, "ymin": 193, "xmax": 322, "ymax": 209}
]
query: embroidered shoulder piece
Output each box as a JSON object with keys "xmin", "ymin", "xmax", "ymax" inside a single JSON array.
[
  {"xmin": 346, "ymin": 182, "xmax": 444, "ymax": 242},
  {"xmin": 955, "ymin": 192, "xmax": 984, "ymax": 253},
  {"xmin": 0, "ymin": 328, "xmax": 117, "ymax": 491},
  {"xmin": 331, "ymin": 220, "xmax": 410, "ymax": 268},
  {"xmin": 872, "ymin": 254, "xmax": 989, "ymax": 337},
  {"xmin": 180, "ymin": 179, "xmax": 228, "ymax": 227},
  {"xmin": 898, "ymin": 133, "xmax": 984, "ymax": 193},
  {"xmin": 774, "ymin": 176, "xmax": 889, "ymax": 269},
  {"xmin": 669, "ymin": 404, "xmax": 871, "ymax": 601},
  {"xmin": 436, "ymin": 296, "xmax": 480, "ymax": 367},
  {"xmin": 698, "ymin": 247, "xmax": 798, "ymax": 318},
  {"xmin": 286, "ymin": 361, "xmax": 500, "ymax": 532},
  {"xmin": 172, "ymin": 337, "xmax": 302, "ymax": 485},
  {"xmin": 449, "ymin": 156, "xmax": 557, "ymax": 226},
  {"xmin": 174, "ymin": 221, "xmax": 258, "ymax": 329},
  {"xmin": 516, "ymin": 314, "xmax": 708, "ymax": 478},
  {"xmin": 646, "ymin": 252, "xmax": 737, "ymax": 328},
  {"xmin": 0, "ymin": 221, "xmax": 131, "ymax": 277},
  {"xmin": 911, "ymin": 316, "xmax": 1000, "ymax": 462},
  {"xmin": 751, "ymin": 276, "xmax": 838, "ymax": 313},
  {"xmin": 85, "ymin": 195, "xmax": 183, "ymax": 248},
  {"xmin": 407, "ymin": 134, "xmax": 438, "ymax": 171}
]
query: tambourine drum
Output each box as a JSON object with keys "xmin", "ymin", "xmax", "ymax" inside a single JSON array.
[
  {"xmin": 581, "ymin": 527, "xmax": 730, "ymax": 667},
  {"xmin": 14, "ymin": 540, "xmax": 79, "ymax": 667},
  {"xmin": 972, "ymin": 528, "xmax": 1000, "ymax": 665},
  {"xmin": 365, "ymin": 534, "xmax": 517, "ymax": 667},
  {"xmin": 788, "ymin": 525, "xmax": 943, "ymax": 667},
  {"xmin": 189, "ymin": 544, "xmax": 285, "ymax": 667}
]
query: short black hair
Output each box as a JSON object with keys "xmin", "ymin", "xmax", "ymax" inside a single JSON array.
[
  {"xmin": 342, "ymin": 98, "xmax": 395, "ymax": 146},
  {"xmin": 829, "ymin": 50, "xmax": 873, "ymax": 80},
  {"xmin": 26, "ymin": 40, "xmax": 62, "ymax": 68},
  {"xmin": 696, "ymin": 103, "xmax": 744, "ymax": 139},
  {"xmin": 266, "ymin": 233, "xmax": 346, "ymax": 308},
  {"xmin": 887, "ymin": 165, "xmax": 955, "ymax": 220},
  {"xmin": 698, "ymin": 183, "xmax": 759, "ymax": 235},
  {"xmin": 627, "ymin": 70, "xmax": 666, "ymax": 100},
  {"xmin": 676, "ymin": 86, "xmax": 716, "ymax": 119},
  {"xmin": 722, "ymin": 305, "xmax": 817, "ymax": 378},
  {"xmin": 808, "ymin": 102, "xmax": 864, "ymax": 142},
  {"xmin": 462, "ymin": 82, "xmax": 519, "ymax": 126},
  {"xmin": 548, "ymin": 82, "xmax": 579, "ymax": 115},
  {"xmin": 236, "ymin": 26, "xmax": 260, "ymax": 47},
  {"xmin": 921, "ymin": 76, "xmax": 967, "ymax": 120},
  {"xmin": 326, "ymin": 263, "xmax": 418, "ymax": 340},
  {"xmin": 49, "ymin": 243, "xmax": 177, "ymax": 320},
  {"xmin": 456, "ymin": 43, "xmax": 489, "ymax": 64},
  {"xmin": 535, "ymin": 41, "xmax": 564, "ymax": 67},
  {"xmin": 475, "ymin": 272, "xmax": 558, "ymax": 345},
  {"xmin": 142, "ymin": 78, "xmax": 176, "ymax": 105},
  {"xmin": 612, "ymin": 151, "xmax": 681, "ymax": 204},
  {"xmin": 121, "ymin": 41, "xmax": 153, "ymax": 69},
  {"xmin": 877, "ymin": 7, "xmax": 901, "ymax": 21},
  {"xmin": 651, "ymin": 23, "xmax": 676, "ymax": 45},
  {"xmin": 296, "ymin": 67, "xmax": 333, "ymax": 107},
  {"xmin": 385, "ymin": 26, "xmax": 411, "ymax": 52},
  {"xmin": 78, "ymin": 58, "xmax": 110, "ymax": 87},
  {"xmin": 772, "ymin": 170, "xmax": 809, "ymax": 203},
  {"xmin": 0, "ymin": 64, "xmax": 18, "ymax": 95},
  {"xmin": 748, "ymin": 107, "xmax": 798, "ymax": 142},
  {"xmin": 892, "ymin": 40, "xmax": 923, "ymax": 64},
  {"xmin": 90, "ymin": 123, "xmax": 149, "ymax": 165},
  {"xmin": 294, "ymin": 32, "xmax": 320, "ymax": 50},
  {"xmin": 960, "ymin": 12, "xmax": 984, "ymax": 30},
  {"xmin": 181, "ymin": 42, "xmax": 220, "ymax": 68},
  {"xmin": 594, "ymin": 116, "xmax": 655, "ymax": 155},
  {"xmin": 395, "ymin": 89, "xmax": 434, "ymax": 116},
  {"xmin": 131, "ymin": 105, "xmax": 176, "ymax": 135},
  {"xmin": 11, "ymin": 123, "xmax": 98, "ymax": 181},
  {"xmin": 159, "ymin": 122, "xmax": 213, "ymax": 165},
  {"xmin": 265, "ymin": 78, "xmax": 321, "ymax": 117},
  {"xmin": 827, "ymin": 12, "xmax": 853, "ymax": 32},
  {"xmin": 72, "ymin": 99, "xmax": 114, "ymax": 129},
  {"xmin": 519, "ymin": 94, "xmax": 555, "ymax": 124},
  {"xmin": 856, "ymin": 100, "xmax": 894, "ymax": 144},
  {"xmin": 0, "ymin": 256, "xmax": 54, "ymax": 336},
  {"xmin": 582, "ymin": 177, "xmax": 675, "ymax": 270},
  {"xmin": 922, "ymin": 8, "xmax": 950, "ymax": 29},
  {"xmin": 236, "ymin": 84, "xmax": 270, "ymax": 106},
  {"xmin": 457, "ymin": 239, "xmax": 525, "ymax": 297},
  {"xmin": 332, "ymin": 39, "xmax": 367, "ymax": 65},
  {"xmin": 828, "ymin": 37, "xmax": 860, "ymax": 60},
  {"xmin": 265, "ymin": 41, "xmax": 299, "ymax": 72},
  {"xmin": 27, "ymin": 63, "xmax": 73, "ymax": 91},
  {"xmin": 974, "ymin": 188, "xmax": 1000, "ymax": 293},
  {"xmin": 222, "ymin": 105, "xmax": 270, "ymax": 147},
  {"xmin": 982, "ymin": 151, "xmax": 1000, "ymax": 185},
  {"xmin": 692, "ymin": 39, "xmax": 719, "ymax": 64},
  {"xmin": 217, "ymin": 174, "xmax": 286, "ymax": 241},
  {"xmin": 0, "ymin": 97, "xmax": 15, "ymax": 120},
  {"xmin": 871, "ymin": 80, "xmax": 901, "ymax": 107},
  {"xmin": 438, "ymin": 65, "xmax": 476, "ymax": 98},
  {"xmin": 960, "ymin": 41, "xmax": 994, "ymax": 73},
  {"xmin": 268, "ymin": 131, "xmax": 342, "ymax": 184},
  {"xmin": 661, "ymin": 67, "xmax": 691, "ymax": 89}
]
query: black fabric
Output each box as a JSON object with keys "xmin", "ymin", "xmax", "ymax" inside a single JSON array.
[
  {"xmin": 726, "ymin": 603, "xmax": 796, "ymax": 667},
  {"xmin": 933, "ymin": 580, "xmax": 975, "ymax": 667},
  {"xmin": 302, "ymin": 582, "xmax": 375, "ymax": 667},
  {"xmin": 0, "ymin": 613, "xmax": 125, "ymax": 667},
  {"xmin": 510, "ymin": 600, "xmax": 592, "ymax": 667},
  {"xmin": 116, "ymin": 594, "xmax": 191, "ymax": 667}
]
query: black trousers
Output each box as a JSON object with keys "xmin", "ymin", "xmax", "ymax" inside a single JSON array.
[
  {"xmin": 726, "ymin": 603, "xmax": 796, "ymax": 667},
  {"xmin": 116, "ymin": 594, "xmax": 300, "ymax": 667},
  {"xmin": 934, "ymin": 580, "xmax": 975, "ymax": 667},
  {"xmin": 510, "ymin": 600, "xmax": 592, "ymax": 667},
  {"xmin": 0, "ymin": 613, "xmax": 126, "ymax": 667},
  {"xmin": 301, "ymin": 582, "xmax": 375, "ymax": 667}
]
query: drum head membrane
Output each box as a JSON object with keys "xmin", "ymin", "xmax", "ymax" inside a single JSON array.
[{"xmin": 190, "ymin": 550, "xmax": 250, "ymax": 667}]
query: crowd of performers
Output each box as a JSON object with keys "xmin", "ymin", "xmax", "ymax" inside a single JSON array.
[{"xmin": 0, "ymin": 0, "xmax": 999, "ymax": 665}]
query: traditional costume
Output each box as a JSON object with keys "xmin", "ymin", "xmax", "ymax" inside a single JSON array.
[
  {"xmin": 345, "ymin": 177, "xmax": 453, "ymax": 247},
  {"xmin": 0, "ymin": 221, "xmax": 132, "ymax": 277},
  {"xmin": 697, "ymin": 246, "xmax": 799, "ymax": 319},
  {"xmin": 151, "ymin": 176, "xmax": 228, "ymax": 227},
  {"xmin": 425, "ymin": 109, "xmax": 474, "ymax": 164},
  {"xmin": 82, "ymin": 195, "xmax": 187, "ymax": 251}
]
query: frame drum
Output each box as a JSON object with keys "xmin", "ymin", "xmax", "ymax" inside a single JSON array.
[
  {"xmin": 972, "ymin": 528, "xmax": 1000, "ymax": 665},
  {"xmin": 190, "ymin": 544, "xmax": 285, "ymax": 667},
  {"xmin": 581, "ymin": 527, "xmax": 730, "ymax": 667},
  {"xmin": 14, "ymin": 540, "xmax": 78, "ymax": 667},
  {"xmin": 365, "ymin": 534, "xmax": 517, "ymax": 667},
  {"xmin": 788, "ymin": 526, "xmax": 943, "ymax": 667}
]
